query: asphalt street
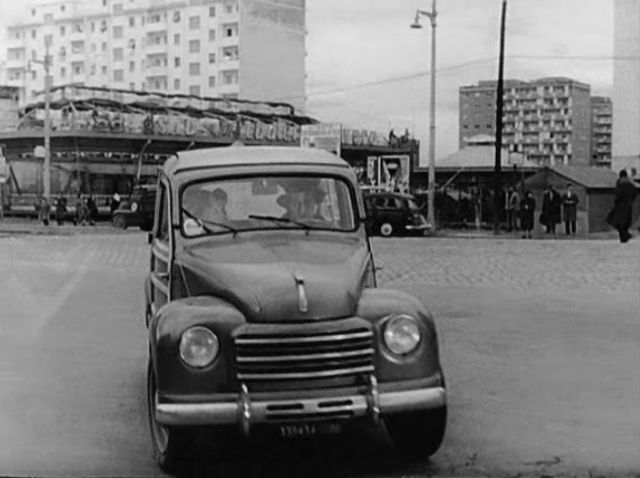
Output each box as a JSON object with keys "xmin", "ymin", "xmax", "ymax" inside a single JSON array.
[{"xmin": 0, "ymin": 232, "xmax": 638, "ymax": 477}]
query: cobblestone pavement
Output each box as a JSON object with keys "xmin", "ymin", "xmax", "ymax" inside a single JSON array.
[
  {"xmin": 0, "ymin": 233, "xmax": 638, "ymax": 477},
  {"xmin": 1, "ymin": 233, "xmax": 637, "ymax": 295}
]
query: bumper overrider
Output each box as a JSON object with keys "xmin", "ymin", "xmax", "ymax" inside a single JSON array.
[{"xmin": 155, "ymin": 376, "xmax": 446, "ymax": 434}]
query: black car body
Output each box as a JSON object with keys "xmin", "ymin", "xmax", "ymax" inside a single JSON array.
[
  {"xmin": 363, "ymin": 191, "xmax": 430, "ymax": 237},
  {"xmin": 143, "ymin": 146, "xmax": 446, "ymax": 472},
  {"xmin": 112, "ymin": 184, "xmax": 157, "ymax": 231}
]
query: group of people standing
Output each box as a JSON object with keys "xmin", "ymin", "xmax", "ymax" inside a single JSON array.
[
  {"xmin": 35, "ymin": 193, "xmax": 98, "ymax": 226},
  {"xmin": 505, "ymin": 184, "xmax": 579, "ymax": 239}
]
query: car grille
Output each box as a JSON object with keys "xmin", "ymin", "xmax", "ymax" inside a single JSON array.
[{"xmin": 234, "ymin": 325, "xmax": 374, "ymax": 389}]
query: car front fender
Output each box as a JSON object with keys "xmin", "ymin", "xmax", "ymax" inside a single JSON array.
[{"xmin": 356, "ymin": 288, "xmax": 443, "ymax": 384}]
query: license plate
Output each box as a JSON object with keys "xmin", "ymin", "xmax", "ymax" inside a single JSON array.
[{"xmin": 279, "ymin": 423, "xmax": 317, "ymax": 438}]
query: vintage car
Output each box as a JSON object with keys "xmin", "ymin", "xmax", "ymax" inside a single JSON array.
[
  {"xmin": 363, "ymin": 191, "xmax": 430, "ymax": 237},
  {"xmin": 112, "ymin": 184, "xmax": 157, "ymax": 231},
  {"xmin": 144, "ymin": 145, "xmax": 446, "ymax": 471}
]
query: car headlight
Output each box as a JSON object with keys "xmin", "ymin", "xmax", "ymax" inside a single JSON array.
[
  {"xmin": 179, "ymin": 326, "xmax": 219, "ymax": 368},
  {"xmin": 383, "ymin": 314, "xmax": 422, "ymax": 355}
]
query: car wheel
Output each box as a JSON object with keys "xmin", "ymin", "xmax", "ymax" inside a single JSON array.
[
  {"xmin": 112, "ymin": 214, "xmax": 127, "ymax": 230},
  {"xmin": 385, "ymin": 406, "xmax": 447, "ymax": 460},
  {"xmin": 379, "ymin": 222, "xmax": 394, "ymax": 237},
  {"xmin": 147, "ymin": 361, "xmax": 192, "ymax": 473}
]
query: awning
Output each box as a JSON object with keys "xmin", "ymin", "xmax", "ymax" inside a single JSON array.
[{"xmin": 54, "ymin": 162, "xmax": 160, "ymax": 176}]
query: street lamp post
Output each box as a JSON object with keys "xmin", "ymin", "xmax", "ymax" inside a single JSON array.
[
  {"xmin": 30, "ymin": 40, "xmax": 53, "ymax": 201},
  {"xmin": 411, "ymin": 0, "xmax": 437, "ymax": 230}
]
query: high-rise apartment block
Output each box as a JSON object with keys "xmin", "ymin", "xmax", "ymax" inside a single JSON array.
[
  {"xmin": 590, "ymin": 96, "xmax": 612, "ymax": 167},
  {"xmin": 3, "ymin": 0, "xmax": 306, "ymax": 111},
  {"xmin": 612, "ymin": 0, "xmax": 640, "ymax": 176},
  {"xmin": 459, "ymin": 77, "xmax": 592, "ymax": 166}
]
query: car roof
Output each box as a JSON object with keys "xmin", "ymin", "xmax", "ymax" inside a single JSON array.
[{"xmin": 163, "ymin": 145, "xmax": 349, "ymax": 176}]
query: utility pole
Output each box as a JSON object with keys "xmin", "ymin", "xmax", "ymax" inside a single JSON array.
[
  {"xmin": 411, "ymin": 0, "xmax": 438, "ymax": 230},
  {"xmin": 493, "ymin": 0, "xmax": 507, "ymax": 234},
  {"xmin": 43, "ymin": 40, "xmax": 52, "ymax": 201}
]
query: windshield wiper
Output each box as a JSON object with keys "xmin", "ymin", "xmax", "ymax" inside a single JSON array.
[
  {"xmin": 248, "ymin": 214, "xmax": 313, "ymax": 232},
  {"xmin": 182, "ymin": 207, "xmax": 238, "ymax": 237}
]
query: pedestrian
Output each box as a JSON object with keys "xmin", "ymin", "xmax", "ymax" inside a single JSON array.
[
  {"xmin": 607, "ymin": 169, "xmax": 638, "ymax": 243},
  {"xmin": 506, "ymin": 187, "xmax": 520, "ymax": 232},
  {"xmin": 36, "ymin": 196, "xmax": 51, "ymax": 226},
  {"xmin": 75, "ymin": 193, "xmax": 88, "ymax": 226},
  {"xmin": 541, "ymin": 185, "xmax": 561, "ymax": 234},
  {"xmin": 561, "ymin": 183, "xmax": 579, "ymax": 236},
  {"xmin": 86, "ymin": 194, "xmax": 98, "ymax": 226},
  {"xmin": 519, "ymin": 190, "xmax": 535, "ymax": 239},
  {"xmin": 110, "ymin": 192, "xmax": 121, "ymax": 216},
  {"xmin": 54, "ymin": 193, "xmax": 67, "ymax": 225}
]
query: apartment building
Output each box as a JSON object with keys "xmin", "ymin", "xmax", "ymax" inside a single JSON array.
[
  {"xmin": 459, "ymin": 77, "xmax": 592, "ymax": 166},
  {"xmin": 590, "ymin": 96, "xmax": 612, "ymax": 167},
  {"xmin": 3, "ymin": 0, "xmax": 306, "ymax": 111},
  {"xmin": 612, "ymin": 0, "xmax": 640, "ymax": 177}
]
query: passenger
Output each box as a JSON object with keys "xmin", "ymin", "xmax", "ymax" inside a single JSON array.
[
  {"xmin": 209, "ymin": 188, "xmax": 228, "ymax": 221},
  {"xmin": 301, "ymin": 188, "xmax": 327, "ymax": 221},
  {"xmin": 277, "ymin": 193, "xmax": 302, "ymax": 220}
]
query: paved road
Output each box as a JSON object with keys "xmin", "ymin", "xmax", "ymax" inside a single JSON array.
[{"xmin": 0, "ymin": 232, "xmax": 638, "ymax": 477}]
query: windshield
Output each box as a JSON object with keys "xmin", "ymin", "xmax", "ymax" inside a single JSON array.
[{"xmin": 180, "ymin": 175, "xmax": 357, "ymax": 237}]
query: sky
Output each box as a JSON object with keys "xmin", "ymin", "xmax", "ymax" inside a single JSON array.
[{"xmin": 0, "ymin": 0, "xmax": 615, "ymax": 162}]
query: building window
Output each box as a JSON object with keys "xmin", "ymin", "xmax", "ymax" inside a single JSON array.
[
  {"xmin": 189, "ymin": 62, "xmax": 200, "ymax": 75},
  {"xmin": 114, "ymin": 69, "xmax": 124, "ymax": 82},
  {"xmin": 222, "ymin": 70, "xmax": 238, "ymax": 85},
  {"xmin": 101, "ymin": 65, "xmax": 108, "ymax": 74},
  {"xmin": 208, "ymin": 53, "xmax": 216, "ymax": 64},
  {"xmin": 174, "ymin": 57, "xmax": 180, "ymax": 67},
  {"xmin": 73, "ymin": 22, "xmax": 83, "ymax": 33},
  {"xmin": 102, "ymin": 0, "xmax": 107, "ymax": 6},
  {"xmin": 44, "ymin": 13, "xmax": 54, "ymax": 23},
  {"xmin": 189, "ymin": 16, "xmax": 200, "ymax": 29},
  {"xmin": 60, "ymin": 67, "xmax": 66, "ymax": 77},
  {"xmin": 209, "ymin": 6, "xmax": 216, "ymax": 17},
  {"xmin": 61, "ymin": 4, "xmax": 65, "ymax": 11},
  {"xmin": 44, "ymin": 34, "xmax": 53, "ymax": 46},
  {"xmin": 31, "ymin": 30, "xmax": 37, "ymax": 39},
  {"xmin": 208, "ymin": 76, "xmax": 216, "ymax": 88},
  {"xmin": 223, "ymin": 46, "xmax": 238, "ymax": 61},
  {"xmin": 174, "ymin": 79, "xmax": 180, "ymax": 90},
  {"xmin": 129, "ymin": 82, "xmax": 135, "ymax": 90},
  {"xmin": 113, "ymin": 3, "xmax": 123, "ymax": 13},
  {"xmin": 90, "ymin": 64, "xmax": 96, "ymax": 75},
  {"xmin": 129, "ymin": 17, "xmax": 135, "ymax": 27},
  {"xmin": 71, "ymin": 41, "xmax": 85, "ymax": 54},
  {"xmin": 225, "ymin": 3, "xmax": 235, "ymax": 14},
  {"xmin": 224, "ymin": 25, "xmax": 236, "ymax": 37},
  {"xmin": 32, "ymin": 70, "xmax": 37, "ymax": 80},
  {"xmin": 189, "ymin": 40, "xmax": 200, "ymax": 53},
  {"xmin": 60, "ymin": 25, "xmax": 66, "ymax": 36},
  {"xmin": 209, "ymin": 29, "xmax": 216, "ymax": 41},
  {"xmin": 129, "ymin": 60, "xmax": 135, "ymax": 72},
  {"xmin": 189, "ymin": 85, "xmax": 200, "ymax": 96},
  {"xmin": 113, "ymin": 47, "xmax": 123, "ymax": 61},
  {"xmin": 174, "ymin": 33, "xmax": 180, "ymax": 45},
  {"xmin": 91, "ymin": 22, "xmax": 95, "ymax": 32},
  {"xmin": 173, "ymin": 11, "xmax": 181, "ymax": 22},
  {"xmin": 113, "ymin": 26, "xmax": 123, "ymax": 38},
  {"xmin": 72, "ymin": 62, "xmax": 85, "ymax": 75}
]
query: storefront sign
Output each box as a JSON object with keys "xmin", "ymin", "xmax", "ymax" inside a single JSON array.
[{"xmin": 301, "ymin": 123, "xmax": 342, "ymax": 156}]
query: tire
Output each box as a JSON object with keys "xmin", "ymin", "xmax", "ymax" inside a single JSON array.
[
  {"xmin": 147, "ymin": 362, "xmax": 193, "ymax": 473},
  {"xmin": 385, "ymin": 406, "xmax": 447, "ymax": 460},
  {"xmin": 112, "ymin": 214, "xmax": 127, "ymax": 230},
  {"xmin": 379, "ymin": 222, "xmax": 394, "ymax": 237}
]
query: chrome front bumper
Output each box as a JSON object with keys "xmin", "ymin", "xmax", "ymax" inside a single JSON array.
[{"xmin": 156, "ymin": 379, "xmax": 446, "ymax": 433}]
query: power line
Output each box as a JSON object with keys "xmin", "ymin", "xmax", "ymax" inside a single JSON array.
[{"xmin": 281, "ymin": 54, "xmax": 638, "ymax": 102}]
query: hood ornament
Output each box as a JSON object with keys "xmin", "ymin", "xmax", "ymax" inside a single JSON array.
[{"xmin": 293, "ymin": 272, "xmax": 308, "ymax": 313}]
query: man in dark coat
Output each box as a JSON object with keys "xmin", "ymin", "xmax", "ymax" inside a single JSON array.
[
  {"xmin": 562, "ymin": 183, "xmax": 579, "ymax": 236},
  {"xmin": 607, "ymin": 170, "xmax": 638, "ymax": 243},
  {"xmin": 541, "ymin": 185, "xmax": 561, "ymax": 234},
  {"xmin": 54, "ymin": 193, "xmax": 67, "ymax": 225},
  {"xmin": 519, "ymin": 190, "xmax": 535, "ymax": 239}
]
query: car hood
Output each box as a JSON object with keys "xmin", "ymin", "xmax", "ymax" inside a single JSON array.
[{"xmin": 176, "ymin": 236, "xmax": 371, "ymax": 323}]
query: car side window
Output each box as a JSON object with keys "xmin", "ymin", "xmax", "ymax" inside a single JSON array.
[
  {"xmin": 156, "ymin": 183, "xmax": 170, "ymax": 241},
  {"xmin": 394, "ymin": 197, "xmax": 405, "ymax": 209}
]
